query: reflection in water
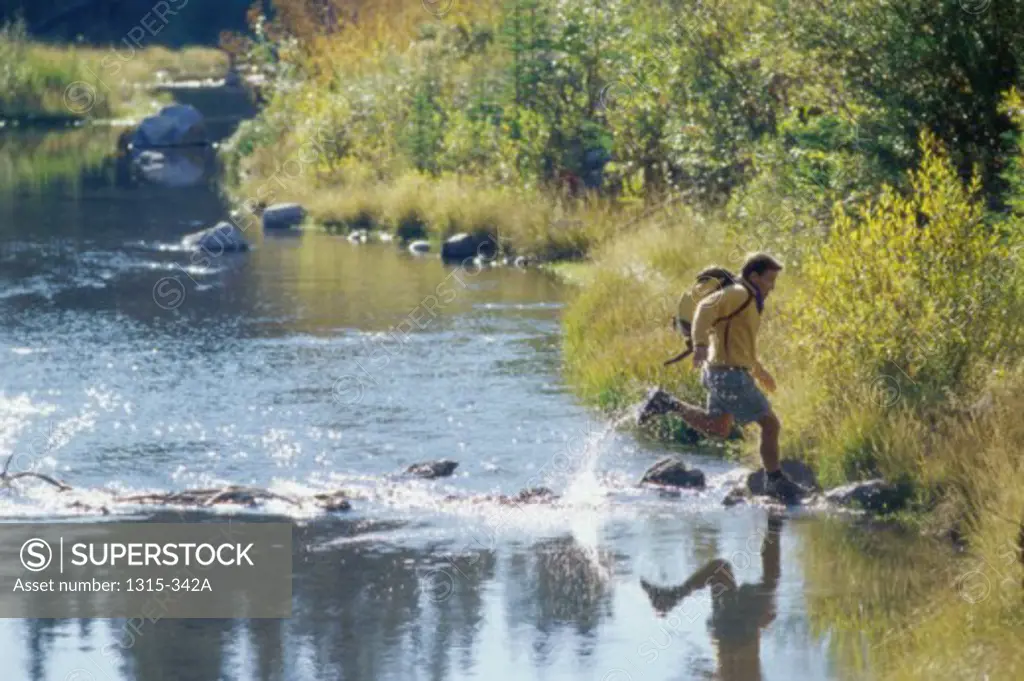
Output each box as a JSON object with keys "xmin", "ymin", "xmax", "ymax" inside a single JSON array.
[
  {"xmin": 0, "ymin": 128, "xmax": 123, "ymax": 196},
  {"xmin": 641, "ymin": 515, "xmax": 783, "ymax": 681},
  {"xmin": 796, "ymin": 517, "xmax": 960, "ymax": 680}
]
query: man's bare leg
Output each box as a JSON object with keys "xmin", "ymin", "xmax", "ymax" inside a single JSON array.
[
  {"xmin": 636, "ymin": 388, "xmax": 733, "ymax": 438},
  {"xmin": 672, "ymin": 400, "xmax": 734, "ymax": 439},
  {"xmin": 756, "ymin": 410, "xmax": 781, "ymax": 473}
]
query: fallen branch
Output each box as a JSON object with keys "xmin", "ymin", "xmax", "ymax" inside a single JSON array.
[{"xmin": 0, "ymin": 453, "xmax": 73, "ymax": 491}]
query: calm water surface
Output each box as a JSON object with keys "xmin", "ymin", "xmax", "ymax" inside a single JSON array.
[{"xmin": 0, "ymin": 122, "xmax": 954, "ymax": 681}]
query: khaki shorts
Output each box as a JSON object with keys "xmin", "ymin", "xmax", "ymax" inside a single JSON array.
[{"xmin": 702, "ymin": 366, "xmax": 771, "ymax": 425}]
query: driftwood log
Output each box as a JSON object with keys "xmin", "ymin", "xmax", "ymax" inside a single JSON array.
[
  {"xmin": 0, "ymin": 453, "xmax": 72, "ymax": 491},
  {"xmin": 0, "ymin": 454, "xmax": 352, "ymax": 514},
  {"xmin": 0, "ymin": 454, "xmax": 562, "ymax": 515}
]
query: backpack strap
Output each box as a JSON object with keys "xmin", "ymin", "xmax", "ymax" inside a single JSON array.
[
  {"xmin": 663, "ymin": 318, "xmax": 694, "ymax": 366},
  {"xmin": 717, "ymin": 288, "xmax": 755, "ymax": 357}
]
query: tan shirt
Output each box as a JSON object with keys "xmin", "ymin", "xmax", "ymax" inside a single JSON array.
[{"xmin": 691, "ymin": 282, "xmax": 761, "ymax": 369}]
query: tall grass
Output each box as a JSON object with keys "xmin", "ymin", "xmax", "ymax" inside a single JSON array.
[{"xmin": 0, "ymin": 20, "xmax": 227, "ymax": 122}]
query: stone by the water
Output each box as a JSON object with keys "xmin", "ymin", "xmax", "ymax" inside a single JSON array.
[
  {"xmin": 504, "ymin": 486, "xmax": 558, "ymax": 504},
  {"xmin": 182, "ymin": 221, "xmax": 250, "ymax": 253},
  {"xmin": 131, "ymin": 104, "xmax": 207, "ymax": 149},
  {"xmin": 747, "ymin": 460, "xmax": 819, "ymax": 496},
  {"xmin": 440, "ymin": 232, "xmax": 498, "ymax": 262},
  {"xmin": 262, "ymin": 203, "xmax": 306, "ymax": 230},
  {"xmin": 405, "ymin": 459, "xmax": 459, "ymax": 479},
  {"xmin": 640, "ymin": 457, "xmax": 706, "ymax": 490},
  {"xmin": 823, "ymin": 479, "xmax": 911, "ymax": 513}
]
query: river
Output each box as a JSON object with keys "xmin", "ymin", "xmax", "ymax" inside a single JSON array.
[{"xmin": 0, "ymin": 89, "xmax": 958, "ymax": 681}]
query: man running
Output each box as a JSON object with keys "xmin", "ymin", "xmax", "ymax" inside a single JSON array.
[{"xmin": 636, "ymin": 252, "xmax": 805, "ymax": 502}]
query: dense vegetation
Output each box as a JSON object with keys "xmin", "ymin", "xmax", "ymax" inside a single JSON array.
[{"xmin": 220, "ymin": 1, "xmax": 1024, "ymax": 675}]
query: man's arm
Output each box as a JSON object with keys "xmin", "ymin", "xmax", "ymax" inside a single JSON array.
[
  {"xmin": 690, "ymin": 290, "xmax": 723, "ymax": 351},
  {"xmin": 753, "ymin": 360, "xmax": 777, "ymax": 393}
]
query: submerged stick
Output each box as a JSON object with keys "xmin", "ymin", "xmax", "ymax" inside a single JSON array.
[{"xmin": 0, "ymin": 453, "xmax": 73, "ymax": 492}]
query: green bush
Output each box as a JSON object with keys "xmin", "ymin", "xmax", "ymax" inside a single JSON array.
[{"xmin": 790, "ymin": 131, "xmax": 1022, "ymax": 407}]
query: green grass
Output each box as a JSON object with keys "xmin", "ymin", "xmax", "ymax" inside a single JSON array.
[{"xmin": 0, "ymin": 20, "xmax": 228, "ymax": 123}]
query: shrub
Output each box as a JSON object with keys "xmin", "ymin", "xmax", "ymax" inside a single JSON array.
[{"xmin": 789, "ymin": 131, "xmax": 1022, "ymax": 409}]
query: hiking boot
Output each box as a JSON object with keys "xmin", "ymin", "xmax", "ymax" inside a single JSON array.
[
  {"xmin": 635, "ymin": 387, "xmax": 678, "ymax": 426},
  {"xmin": 764, "ymin": 471, "xmax": 809, "ymax": 504}
]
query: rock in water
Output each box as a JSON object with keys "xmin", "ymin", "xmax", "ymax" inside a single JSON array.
[
  {"xmin": 722, "ymin": 485, "xmax": 750, "ymax": 507},
  {"xmin": 406, "ymin": 459, "xmax": 459, "ymax": 479},
  {"xmin": 182, "ymin": 221, "xmax": 250, "ymax": 253},
  {"xmin": 640, "ymin": 457, "xmax": 706, "ymax": 490},
  {"xmin": 131, "ymin": 104, "xmax": 207, "ymax": 149},
  {"xmin": 408, "ymin": 240, "xmax": 430, "ymax": 255},
  {"xmin": 824, "ymin": 479, "xmax": 911, "ymax": 513},
  {"xmin": 507, "ymin": 486, "xmax": 558, "ymax": 504},
  {"xmin": 747, "ymin": 460, "xmax": 818, "ymax": 496},
  {"xmin": 312, "ymin": 491, "xmax": 352, "ymax": 512},
  {"xmin": 132, "ymin": 148, "xmax": 206, "ymax": 187},
  {"xmin": 440, "ymin": 232, "xmax": 498, "ymax": 263},
  {"xmin": 262, "ymin": 203, "xmax": 306, "ymax": 230}
]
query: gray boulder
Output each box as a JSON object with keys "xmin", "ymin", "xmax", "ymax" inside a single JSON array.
[
  {"xmin": 408, "ymin": 240, "xmax": 430, "ymax": 255},
  {"xmin": 182, "ymin": 221, "xmax": 250, "ymax": 253},
  {"xmin": 824, "ymin": 479, "xmax": 912, "ymax": 513},
  {"xmin": 722, "ymin": 485, "xmax": 750, "ymax": 507},
  {"xmin": 131, "ymin": 104, "xmax": 207, "ymax": 149},
  {"xmin": 501, "ymin": 486, "xmax": 559, "ymax": 505},
  {"xmin": 640, "ymin": 457, "xmax": 706, "ymax": 490},
  {"xmin": 747, "ymin": 460, "xmax": 819, "ymax": 496},
  {"xmin": 262, "ymin": 203, "xmax": 306, "ymax": 230},
  {"xmin": 406, "ymin": 459, "xmax": 459, "ymax": 479},
  {"xmin": 440, "ymin": 232, "xmax": 498, "ymax": 262}
]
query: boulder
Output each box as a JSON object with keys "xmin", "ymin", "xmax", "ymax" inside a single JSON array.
[
  {"xmin": 640, "ymin": 457, "xmax": 706, "ymax": 490},
  {"xmin": 406, "ymin": 459, "xmax": 459, "ymax": 479},
  {"xmin": 824, "ymin": 479, "xmax": 912, "ymax": 513},
  {"xmin": 182, "ymin": 221, "xmax": 250, "ymax": 253},
  {"xmin": 262, "ymin": 203, "xmax": 306, "ymax": 230},
  {"xmin": 131, "ymin": 104, "xmax": 207, "ymax": 149},
  {"xmin": 440, "ymin": 232, "xmax": 498, "ymax": 262},
  {"xmin": 722, "ymin": 485, "xmax": 750, "ymax": 507},
  {"xmin": 347, "ymin": 229, "xmax": 369, "ymax": 243},
  {"xmin": 747, "ymin": 460, "xmax": 818, "ymax": 496},
  {"xmin": 499, "ymin": 486, "xmax": 559, "ymax": 505},
  {"xmin": 312, "ymin": 491, "xmax": 352, "ymax": 512},
  {"xmin": 408, "ymin": 240, "xmax": 431, "ymax": 255}
]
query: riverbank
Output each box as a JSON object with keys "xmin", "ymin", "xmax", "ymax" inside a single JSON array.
[
  {"xmin": 213, "ymin": 2, "xmax": 1024, "ymax": 675},
  {"xmin": 0, "ymin": 19, "xmax": 228, "ymax": 124},
  {"xmin": 217, "ymin": 0, "xmax": 1024, "ymax": 499}
]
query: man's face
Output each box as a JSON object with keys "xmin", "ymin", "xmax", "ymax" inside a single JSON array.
[{"xmin": 750, "ymin": 269, "xmax": 779, "ymax": 297}]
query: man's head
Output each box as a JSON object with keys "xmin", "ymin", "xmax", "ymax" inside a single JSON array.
[{"xmin": 741, "ymin": 252, "xmax": 784, "ymax": 297}]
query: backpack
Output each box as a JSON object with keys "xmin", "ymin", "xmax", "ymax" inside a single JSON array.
[{"xmin": 664, "ymin": 267, "xmax": 755, "ymax": 366}]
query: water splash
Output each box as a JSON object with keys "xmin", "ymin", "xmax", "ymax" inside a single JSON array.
[{"xmin": 560, "ymin": 417, "xmax": 619, "ymax": 507}]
